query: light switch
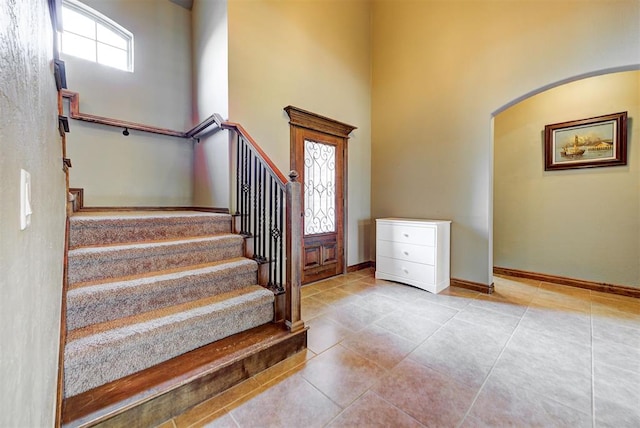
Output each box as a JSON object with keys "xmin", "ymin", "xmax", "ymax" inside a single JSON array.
[{"xmin": 20, "ymin": 169, "xmax": 32, "ymax": 230}]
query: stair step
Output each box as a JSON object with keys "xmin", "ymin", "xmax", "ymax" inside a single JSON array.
[
  {"xmin": 67, "ymin": 234, "xmax": 244, "ymax": 285},
  {"xmin": 64, "ymin": 285, "xmax": 274, "ymax": 398},
  {"xmin": 69, "ymin": 210, "xmax": 231, "ymax": 249},
  {"xmin": 66, "ymin": 257, "xmax": 258, "ymax": 330},
  {"xmin": 61, "ymin": 323, "xmax": 307, "ymax": 428}
]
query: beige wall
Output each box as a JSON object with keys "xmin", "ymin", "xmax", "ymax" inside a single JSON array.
[
  {"xmin": 371, "ymin": 0, "xmax": 640, "ymax": 285},
  {"xmin": 0, "ymin": 1, "xmax": 66, "ymax": 425},
  {"xmin": 192, "ymin": 0, "xmax": 230, "ymax": 208},
  {"xmin": 495, "ymin": 71, "xmax": 640, "ymax": 288},
  {"xmin": 227, "ymin": 0, "xmax": 373, "ymax": 266},
  {"xmin": 63, "ymin": 0, "xmax": 194, "ymax": 206}
]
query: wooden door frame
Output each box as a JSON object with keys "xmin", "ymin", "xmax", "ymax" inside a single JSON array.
[{"xmin": 284, "ymin": 106, "xmax": 356, "ymax": 280}]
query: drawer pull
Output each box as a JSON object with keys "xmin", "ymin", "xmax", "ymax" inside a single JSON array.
[
  {"xmin": 403, "ymin": 233, "xmax": 409, "ymax": 238},
  {"xmin": 403, "ymin": 268, "xmax": 409, "ymax": 274},
  {"xmin": 403, "ymin": 251, "xmax": 409, "ymax": 256}
]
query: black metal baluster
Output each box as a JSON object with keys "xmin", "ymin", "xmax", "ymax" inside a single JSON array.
[
  {"xmin": 278, "ymin": 187, "xmax": 284, "ymax": 291},
  {"xmin": 252, "ymin": 155, "xmax": 258, "ymax": 251},
  {"xmin": 239, "ymin": 139, "xmax": 245, "ymax": 231},
  {"xmin": 256, "ymin": 163, "xmax": 263, "ymax": 261},
  {"xmin": 268, "ymin": 176, "xmax": 274, "ymax": 286},
  {"xmin": 235, "ymin": 136, "xmax": 240, "ymax": 216},
  {"xmin": 272, "ymin": 183, "xmax": 279, "ymax": 289},
  {"xmin": 261, "ymin": 167, "xmax": 267, "ymax": 260},
  {"xmin": 242, "ymin": 141, "xmax": 249, "ymax": 234},
  {"xmin": 247, "ymin": 147, "xmax": 253, "ymax": 237}
]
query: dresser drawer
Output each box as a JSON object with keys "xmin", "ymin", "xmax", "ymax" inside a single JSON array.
[
  {"xmin": 377, "ymin": 240, "xmax": 435, "ymax": 265},
  {"xmin": 376, "ymin": 256, "xmax": 435, "ymax": 285},
  {"xmin": 377, "ymin": 223, "xmax": 435, "ymax": 246}
]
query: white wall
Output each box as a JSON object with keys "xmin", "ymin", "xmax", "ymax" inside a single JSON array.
[
  {"xmin": 371, "ymin": 0, "xmax": 640, "ymax": 286},
  {"xmin": 63, "ymin": 0, "xmax": 194, "ymax": 206},
  {"xmin": 227, "ymin": 0, "xmax": 373, "ymax": 266},
  {"xmin": 495, "ymin": 71, "xmax": 640, "ymax": 288},
  {"xmin": 192, "ymin": 0, "xmax": 230, "ymax": 209},
  {"xmin": 0, "ymin": 1, "xmax": 66, "ymax": 425}
]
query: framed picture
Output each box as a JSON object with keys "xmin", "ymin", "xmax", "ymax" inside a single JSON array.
[{"xmin": 544, "ymin": 112, "xmax": 628, "ymax": 171}]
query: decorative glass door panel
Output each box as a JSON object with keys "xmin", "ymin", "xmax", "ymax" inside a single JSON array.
[
  {"xmin": 304, "ymin": 139, "xmax": 336, "ymax": 236},
  {"xmin": 290, "ymin": 122, "xmax": 349, "ymax": 284}
]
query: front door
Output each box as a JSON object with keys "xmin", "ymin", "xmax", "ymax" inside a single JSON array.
[{"xmin": 286, "ymin": 106, "xmax": 356, "ymax": 284}]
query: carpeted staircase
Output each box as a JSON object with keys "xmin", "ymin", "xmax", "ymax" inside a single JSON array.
[{"xmin": 64, "ymin": 210, "xmax": 274, "ymax": 398}]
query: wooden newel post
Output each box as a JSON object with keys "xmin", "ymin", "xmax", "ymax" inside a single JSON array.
[{"xmin": 285, "ymin": 170, "xmax": 304, "ymax": 332}]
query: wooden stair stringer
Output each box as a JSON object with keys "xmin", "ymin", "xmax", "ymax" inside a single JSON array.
[{"xmin": 62, "ymin": 322, "xmax": 307, "ymax": 428}]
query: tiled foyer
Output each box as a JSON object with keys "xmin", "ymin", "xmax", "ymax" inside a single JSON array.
[{"xmin": 163, "ymin": 269, "xmax": 640, "ymax": 427}]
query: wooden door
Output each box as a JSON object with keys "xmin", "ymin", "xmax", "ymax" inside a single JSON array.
[{"xmin": 285, "ymin": 106, "xmax": 356, "ymax": 284}]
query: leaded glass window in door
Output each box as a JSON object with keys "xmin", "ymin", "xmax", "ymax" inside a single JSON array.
[{"xmin": 303, "ymin": 139, "xmax": 336, "ymax": 235}]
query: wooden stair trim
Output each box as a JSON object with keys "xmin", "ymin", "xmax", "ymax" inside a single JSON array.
[
  {"xmin": 221, "ymin": 121, "xmax": 289, "ymax": 185},
  {"xmin": 62, "ymin": 322, "xmax": 307, "ymax": 427},
  {"xmin": 494, "ymin": 266, "xmax": 640, "ymax": 299},
  {"xmin": 450, "ymin": 277, "xmax": 495, "ymax": 294}
]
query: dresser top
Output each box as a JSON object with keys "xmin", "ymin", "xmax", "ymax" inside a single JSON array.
[{"xmin": 376, "ymin": 217, "xmax": 452, "ymax": 225}]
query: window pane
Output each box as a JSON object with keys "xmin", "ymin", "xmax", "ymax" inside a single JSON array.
[
  {"xmin": 97, "ymin": 23, "xmax": 127, "ymax": 49},
  {"xmin": 303, "ymin": 140, "xmax": 336, "ymax": 235},
  {"xmin": 62, "ymin": 7, "xmax": 95, "ymax": 39},
  {"xmin": 97, "ymin": 43, "xmax": 128, "ymax": 71},
  {"xmin": 61, "ymin": 32, "xmax": 96, "ymax": 62}
]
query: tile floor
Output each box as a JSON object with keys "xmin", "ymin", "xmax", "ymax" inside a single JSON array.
[{"xmin": 161, "ymin": 269, "xmax": 640, "ymax": 428}]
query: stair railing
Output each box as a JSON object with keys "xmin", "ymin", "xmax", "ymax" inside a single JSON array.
[{"xmin": 221, "ymin": 122, "xmax": 304, "ymax": 333}]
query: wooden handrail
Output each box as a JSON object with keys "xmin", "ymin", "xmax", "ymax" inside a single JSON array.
[
  {"xmin": 61, "ymin": 90, "xmax": 220, "ymax": 139},
  {"xmin": 222, "ymin": 121, "xmax": 289, "ymax": 185}
]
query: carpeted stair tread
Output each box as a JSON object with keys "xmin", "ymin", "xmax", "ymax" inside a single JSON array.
[
  {"xmin": 66, "ymin": 257, "xmax": 259, "ymax": 330},
  {"xmin": 69, "ymin": 211, "xmax": 231, "ymax": 249},
  {"xmin": 68, "ymin": 256, "xmax": 254, "ymax": 289},
  {"xmin": 67, "ymin": 234, "xmax": 244, "ymax": 285},
  {"xmin": 64, "ymin": 285, "xmax": 274, "ymax": 397},
  {"xmin": 67, "ymin": 285, "xmax": 272, "ymax": 341}
]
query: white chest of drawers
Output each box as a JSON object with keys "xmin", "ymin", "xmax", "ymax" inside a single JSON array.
[{"xmin": 375, "ymin": 218, "xmax": 451, "ymax": 294}]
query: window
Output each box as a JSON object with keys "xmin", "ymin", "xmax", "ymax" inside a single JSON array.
[{"xmin": 59, "ymin": 0, "xmax": 134, "ymax": 72}]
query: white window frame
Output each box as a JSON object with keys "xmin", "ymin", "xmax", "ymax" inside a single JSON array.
[{"xmin": 59, "ymin": 0, "xmax": 134, "ymax": 72}]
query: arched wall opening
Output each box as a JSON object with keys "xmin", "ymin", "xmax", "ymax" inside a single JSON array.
[{"xmin": 492, "ymin": 69, "xmax": 640, "ymax": 289}]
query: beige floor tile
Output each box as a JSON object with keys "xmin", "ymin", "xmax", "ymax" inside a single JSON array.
[
  {"xmin": 197, "ymin": 410, "xmax": 237, "ymax": 428},
  {"xmin": 167, "ymin": 271, "xmax": 640, "ymax": 427},
  {"xmin": 373, "ymin": 359, "xmax": 477, "ymax": 427},
  {"xmin": 375, "ymin": 310, "xmax": 442, "ymax": 344},
  {"xmin": 312, "ymin": 288, "xmax": 361, "ymax": 307},
  {"xmin": 310, "ymin": 278, "xmax": 343, "ymax": 292},
  {"xmin": 341, "ymin": 324, "xmax": 417, "ymax": 369},
  {"xmin": 409, "ymin": 318, "xmax": 511, "ymax": 388},
  {"xmin": 335, "ymin": 280, "xmax": 377, "ymax": 295},
  {"xmin": 306, "ymin": 316, "xmax": 354, "ymax": 354},
  {"xmin": 301, "ymin": 285, "xmax": 322, "ymax": 298},
  {"xmin": 252, "ymin": 348, "xmax": 315, "ymax": 385},
  {"xmin": 228, "ymin": 374, "xmax": 341, "ymax": 428},
  {"xmin": 301, "ymin": 295, "xmax": 331, "ymax": 321},
  {"xmin": 469, "ymin": 293, "xmax": 530, "ymax": 317},
  {"xmin": 300, "ymin": 345, "xmax": 387, "ymax": 407},
  {"xmin": 325, "ymin": 391, "xmax": 424, "ymax": 428},
  {"xmin": 394, "ymin": 296, "xmax": 459, "ymax": 325},
  {"xmin": 466, "ymin": 374, "xmax": 591, "ymax": 427},
  {"xmin": 173, "ymin": 378, "xmax": 261, "ymax": 427},
  {"xmin": 453, "ymin": 304, "xmax": 521, "ymax": 335},
  {"xmin": 324, "ymin": 302, "xmax": 384, "ymax": 332},
  {"xmin": 490, "ymin": 347, "xmax": 592, "ymax": 414},
  {"xmin": 594, "ymin": 362, "xmax": 640, "ymax": 427}
]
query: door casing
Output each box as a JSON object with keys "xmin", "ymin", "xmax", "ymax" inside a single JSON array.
[{"xmin": 285, "ymin": 106, "xmax": 356, "ymax": 284}]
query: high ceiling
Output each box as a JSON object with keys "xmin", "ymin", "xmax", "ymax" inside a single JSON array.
[{"xmin": 168, "ymin": 0, "xmax": 193, "ymax": 10}]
